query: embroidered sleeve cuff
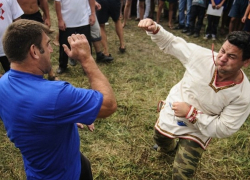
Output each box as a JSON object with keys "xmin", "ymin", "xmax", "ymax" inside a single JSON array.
[
  {"xmin": 152, "ymin": 25, "xmax": 160, "ymax": 34},
  {"xmin": 185, "ymin": 106, "xmax": 194, "ymax": 118},
  {"xmin": 157, "ymin": 100, "xmax": 165, "ymax": 112},
  {"xmin": 185, "ymin": 106, "xmax": 198, "ymax": 124}
]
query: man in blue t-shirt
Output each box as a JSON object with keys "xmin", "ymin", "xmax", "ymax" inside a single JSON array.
[{"xmin": 0, "ymin": 19, "xmax": 117, "ymax": 180}]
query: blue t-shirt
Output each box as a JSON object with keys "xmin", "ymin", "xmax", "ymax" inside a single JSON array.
[
  {"xmin": 209, "ymin": 0, "xmax": 224, "ymax": 5},
  {"xmin": 0, "ymin": 69, "xmax": 103, "ymax": 179},
  {"xmin": 192, "ymin": 0, "xmax": 207, "ymax": 7}
]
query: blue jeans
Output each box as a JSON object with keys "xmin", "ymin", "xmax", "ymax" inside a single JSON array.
[
  {"xmin": 189, "ymin": 5, "xmax": 206, "ymax": 34},
  {"xmin": 178, "ymin": 0, "xmax": 192, "ymax": 27}
]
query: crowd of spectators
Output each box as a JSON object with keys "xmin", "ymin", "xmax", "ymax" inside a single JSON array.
[{"xmin": 121, "ymin": 0, "xmax": 249, "ymax": 40}]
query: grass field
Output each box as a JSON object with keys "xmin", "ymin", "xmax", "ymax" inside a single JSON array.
[{"xmin": 0, "ymin": 2, "xmax": 250, "ymax": 180}]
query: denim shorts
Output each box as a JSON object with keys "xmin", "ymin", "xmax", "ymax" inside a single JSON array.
[{"xmin": 228, "ymin": 0, "xmax": 248, "ymax": 18}]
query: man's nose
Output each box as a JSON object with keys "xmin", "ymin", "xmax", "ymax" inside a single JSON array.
[{"xmin": 219, "ymin": 53, "xmax": 227, "ymax": 62}]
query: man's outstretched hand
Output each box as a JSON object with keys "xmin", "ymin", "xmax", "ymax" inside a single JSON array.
[{"xmin": 62, "ymin": 34, "xmax": 91, "ymax": 63}]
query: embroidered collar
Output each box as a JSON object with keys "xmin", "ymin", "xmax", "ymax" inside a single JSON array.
[{"xmin": 209, "ymin": 70, "xmax": 239, "ymax": 93}]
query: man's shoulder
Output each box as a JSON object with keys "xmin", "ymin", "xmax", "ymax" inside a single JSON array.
[
  {"xmin": 236, "ymin": 73, "xmax": 250, "ymax": 101},
  {"xmin": 242, "ymin": 72, "xmax": 250, "ymax": 87}
]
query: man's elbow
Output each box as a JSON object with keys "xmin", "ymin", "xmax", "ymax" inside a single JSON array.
[
  {"xmin": 106, "ymin": 99, "xmax": 117, "ymax": 116},
  {"xmin": 98, "ymin": 99, "xmax": 117, "ymax": 118},
  {"xmin": 210, "ymin": 127, "xmax": 237, "ymax": 139}
]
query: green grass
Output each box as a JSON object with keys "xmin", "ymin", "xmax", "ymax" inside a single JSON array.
[{"xmin": 1, "ymin": 2, "xmax": 250, "ymax": 179}]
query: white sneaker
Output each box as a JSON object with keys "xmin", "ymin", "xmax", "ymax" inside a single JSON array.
[
  {"xmin": 203, "ymin": 34, "xmax": 210, "ymax": 40},
  {"xmin": 212, "ymin": 34, "xmax": 216, "ymax": 41}
]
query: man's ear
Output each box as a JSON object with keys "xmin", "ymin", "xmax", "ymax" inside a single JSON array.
[
  {"xmin": 243, "ymin": 59, "xmax": 250, "ymax": 68},
  {"xmin": 29, "ymin": 44, "xmax": 39, "ymax": 59}
]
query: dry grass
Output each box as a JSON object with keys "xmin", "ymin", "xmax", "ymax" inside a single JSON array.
[{"xmin": 1, "ymin": 2, "xmax": 250, "ymax": 180}]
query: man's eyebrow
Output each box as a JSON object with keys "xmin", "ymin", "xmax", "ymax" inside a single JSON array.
[
  {"xmin": 221, "ymin": 47, "xmax": 238, "ymax": 58},
  {"xmin": 228, "ymin": 53, "xmax": 237, "ymax": 58},
  {"xmin": 227, "ymin": 51, "xmax": 238, "ymax": 58}
]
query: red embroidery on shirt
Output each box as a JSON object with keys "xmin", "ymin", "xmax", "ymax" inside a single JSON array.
[{"xmin": 0, "ymin": 3, "xmax": 5, "ymax": 20}]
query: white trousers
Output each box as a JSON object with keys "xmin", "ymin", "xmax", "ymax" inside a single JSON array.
[{"xmin": 136, "ymin": 0, "xmax": 151, "ymax": 19}]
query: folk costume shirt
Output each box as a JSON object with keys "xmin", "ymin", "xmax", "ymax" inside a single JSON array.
[
  {"xmin": 0, "ymin": 70, "xmax": 103, "ymax": 180},
  {"xmin": 0, "ymin": 0, "xmax": 23, "ymax": 56},
  {"xmin": 147, "ymin": 24, "xmax": 250, "ymax": 149},
  {"xmin": 55, "ymin": 0, "xmax": 91, "ymax": 27}
]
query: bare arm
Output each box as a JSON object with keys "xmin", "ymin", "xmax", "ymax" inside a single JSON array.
[
  {"xmin": 62, "ymin": 34, "xmax": 117, "ymax": 118},
  {"xmin": 95, "ymin": 1, "xmax": 101, "ymax": 10},
  {"xmin": 54, "ymin": 1, "xmax": 66, "ymax": 31},
  {"xmin": 211, "ymin": 0, "xmax": 216, "ymax": 8},
  {"xmin": 88, "ymin": 0, "xmax": 96, "ymax": 26},
  {"xmin": 242, "ymin": 1, "xmax": 250, "ymax": 23},
  {"xmin": 39, "ymin": 0, "xmax": 51, "ymax": 27}
]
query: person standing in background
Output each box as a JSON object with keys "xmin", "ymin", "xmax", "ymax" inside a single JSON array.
[
  {"xmin": 204, "ymin": 0, "xmax": 226, "ymax": 40},
  {"xmin": 96, "ymin": 0, "xmax": 126, "ymax": 56},
  {"xmin": 220, "ymin": 0, "xmax": 234, "ymax": 35},
  {"xmin": 185, "ymin": 0, "xmax": 207, "ymax": 38},
  {"xmin": 18, "ymin": 0, "xmax": 51, "ymax": 27},
  {"xmin": 136, "ymin": 0, "xmax": 150, "ymax": 21},
  {"xmin": 228, "ymin": 0, "xmax": 248, "ymax": 33},
  {"xmin": 122, "ymin": 0, "xmax": 133, "ymax": 27},
  {"xmin": 242, "ymin": 0, "xmax": 250, "ymax": 32},
  {"xmin": 148, "ymin": 0, "xmax": 156, "ymax": 19},
  {"xmin": 175, "ymin": 0, "xmax": 192, "ymax": 32},
  {"xmin": 0, "ymin": 0, "xmax": 23, "ymax": 77},
  {"xmin": 54, "ymin": 0, "xmax": 95, "ymax": 74},
  {"xmin": 17, "ymin": 0, "xmax": 59, "ymax": 80},
  {"xmin": 156, "ymin": 0, "xmax": 177, "ymax": 29},
  {"xmin": 92, "ymin": 1, "xmax": 114, "ymax": 62}
]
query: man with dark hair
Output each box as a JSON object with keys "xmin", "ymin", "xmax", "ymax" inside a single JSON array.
[
  {"xmin": 138, "ymin": 18, "xmax": 250, "ymax": 179},
  {"xmin": 0, "ymin": 19, "xmax": 117, "ymax": 180}
]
